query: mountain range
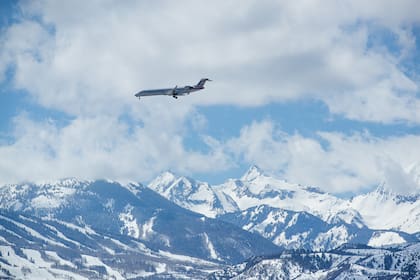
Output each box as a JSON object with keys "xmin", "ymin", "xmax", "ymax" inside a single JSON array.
[
  {"xmin": 0, "ymin": 179, "xmax": 279, "ymax": 263},
  {"xmin": 0, "ymin": 166, "xmax": 419, "ymax": 279},
  {"xmin": 149, "ymin": 166, "xmax": 420, "ymax": 247}
]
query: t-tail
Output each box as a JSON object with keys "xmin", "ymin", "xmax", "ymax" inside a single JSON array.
[{"xmin": 195, "ymin": 78, "xmax": 212, "ymax": 88}]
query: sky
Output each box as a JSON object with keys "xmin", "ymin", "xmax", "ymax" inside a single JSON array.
[{"xmin": 0, "ymin": 0, "xmax": 420, "ymax": 195}]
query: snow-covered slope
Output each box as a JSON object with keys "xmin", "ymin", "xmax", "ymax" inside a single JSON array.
[
  {"xmin": 2, "ymin": 208, "xmax": 417, "ymax": 279},
  {"xmin": 0, "ymin": 179, "xmax": 280, "ymax": 264},
  {"xmin": 0, "ymin": 211, "xmax": 220, "ymax": 279},
  {"xmin": 219, "ymin": 204, "xmax": 416, "ymax": 251},
  {"xmin": 350, "ymin": 185, "xmax": 420, "ymax": 233},
  {"xmin": 210, "ymin": 243, "xmax": 420, "ymax": 279},
  {"xmin": 0, "ymin": 178, "xmax": 88, "ymax": 214}
]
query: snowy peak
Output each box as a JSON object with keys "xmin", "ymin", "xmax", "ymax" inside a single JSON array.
[
  {"xmin": 148, "ymin": 171, "xmax": 179, "ymax": 193},
  {"xmin": 149, "ymin": 171, "xmax": 209, "ymax": 201},
  {"xmin": 372, "ymin": 183, "xmax": 400, "ymax": 201},
  {"xmin": 350, "ymin": 185, "xmax": 420, "ymax": 233},
  {"xmin": 241, "ymin": 165, "xmax": 266, "ymax": 181},
  {"xmin": 224, "ymin": 168, "xmax": 295, "ymax": 199},
  {"xmin": 229, "ymin": 165, "xmax": 326, "ymax": 199},
  {"xmin": 148, "ymin": 172, "xmax": 239, "ymax": 217},
  {"xmin": 217, "ymin": 170, "xmax": 349, "ymax": 223},
  {"xmin": 149, "ymin": 171, "xmax": 202, "ymax": 201},
  {"xmin": 372, "ymin": 183, "xmax": 420, "ymax": 203}
]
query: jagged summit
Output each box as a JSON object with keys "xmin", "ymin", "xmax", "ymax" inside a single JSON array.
[
  {"xmin": 148, "ymin": 171, "xmax": 236, "ymax": 218},
  {"xmin": 153, "ymin": 170, "xmax": 179, "ymax": 186},
  {"xmin": 149, "ymin": 171, "xmax": 199, "ymax": 197},
  {"xmin": 364, "ymin": 182, "xmax": 420, "ymax": 204},
  {"xmin": 152, "ymin": 170, "xmax": 199, "ymax": 187},
  {"xmin": 241, "ymin": 165, "xmax": 266, "ymax": 181},
  {"xmin": 372, "ymin": 182, "xmax": 420, "ymax": 202}
]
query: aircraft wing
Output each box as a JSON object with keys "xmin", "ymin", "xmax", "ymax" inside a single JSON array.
[{"xmin": 135, "ymin": 88, "xmax": 173, "ymax": 97}]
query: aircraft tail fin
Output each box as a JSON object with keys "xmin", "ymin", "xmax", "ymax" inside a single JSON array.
[{"xmin": 196, "ymin": 78, "xmax": 211, "ymax": 88}]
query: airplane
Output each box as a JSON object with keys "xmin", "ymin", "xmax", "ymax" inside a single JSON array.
[{"xmin": 135, "ymin": 78, "xmax": 211, "ymax": 99}]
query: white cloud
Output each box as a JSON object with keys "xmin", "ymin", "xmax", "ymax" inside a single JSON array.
[
  {"xmin": 0, "ymin": 113, "xmax": 233, "ymax": 185},
  {"xmin": 1, "ymin": 114, "xmax": 418, "ymax": 194},
  {"xmin": 223, "ymin": 120, "xmax": 420, "ymax": 194},
  {"xmin": 1, "ymin": 0, "xmax": 419, "ymax": 122}
]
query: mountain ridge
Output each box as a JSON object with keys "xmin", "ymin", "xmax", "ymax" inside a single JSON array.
[
  {"xmin": 0, "ymin": 179, "xmax": 281, "ymax": 264},
  {"xmin": 147, "ymin": 166, "xmax": 420, "ymax": 248}
]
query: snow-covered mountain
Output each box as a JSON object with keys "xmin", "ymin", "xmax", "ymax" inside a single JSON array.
[
  {"xmin": 147, "ymin": 166, "xmax": 420, "ymax": 251},
  {"xmin": 149, "ymin": 166, "xmax": 420, "ymax": 235},
  {"xmin": 0, "ymin": 210, "xmax": 220, "ymax": 279},
  {"xmin": 1, "ymin": 169, "xmax": 419, "ymax": 278},
  {"xmin": 210, "ymin": 243, "xmax": 420, "ymax": 279},
  {"xmin": 214, "ymin": 166, "xmax": 355, "ymax": 223},
  {"xmin": 149, "ymin": 166, "xmax": 357, "ymax": 223},
  {"xmin": 219, "ymin": 204, "xmax": 417, "ymax": 251},
  {"xmin": 350, "ymin": 185, "xmax": 420, "ymax": 234},
  {"xmin": 148, "ymin": 172, "xmax": 239, "ymax": 218},
  {"xmin": 0, "ymin": 179, "xmax": 280, "ymax": 264}
]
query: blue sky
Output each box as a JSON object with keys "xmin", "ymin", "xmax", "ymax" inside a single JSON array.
[{"xmin": 0, "ymin": 0, "xmax": 420, "ymax": 195}]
